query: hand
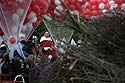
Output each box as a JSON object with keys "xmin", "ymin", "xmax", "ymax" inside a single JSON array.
[
  {"xmin": 49, "ymin": 47, "xmax": 53, "ymax": 50},
  {"xmin": 51, "ymin": 46, "xmax": 56, "ymax": 50},
  {"xmin": 0, "ymin": 58, "xmax": 2, "ymax": 63}
]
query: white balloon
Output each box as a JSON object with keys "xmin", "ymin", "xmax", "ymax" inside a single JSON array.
[
  {"xmin": 28, "ymin": 12, "xmax": 36, "ymax": 20},
  {"xmin": 12, "ymin": 13, "xmax": 20, "ymax": 25},
  {"xmin": 25, "ymin": 23, "xmax": 33, "ymax": 31},
  {"xmin": 19, "ymin": 33, "xmax": 25, "ymax": 38},
  {"xmin": 56, "ymin": 40, "xmax": 60, "ymax": 44},
  {"xmin": 42, "ymin": 15, "xmax": 52, "ymax": 21},
  {"xmin": 109, "ymin": 6, "xmax": 114, "ymax": 10},
  {"xmin": 56, "ymin": 5, "xmax": 63, "ymax": 11},
  {"xmin": 99, "ymin": 3, "xmax": 105, "ymax": 9},
  {"xmin": 48, "ymin": 55, "xmax": 52, "ymax": 60},
  {"xmin": 26, "ymin": 23, "xmax": 32, "ymax": 28},
  {"xmin": 78, "ymin": 0, "xmax": 82, "ymax": 2},
  {"xmin": 102, "ymin": 9, "xmax": 108, "ymax": 13},
  {"xmin": 59, "ymin": 47, "xmax": 65, "ymax": 53},
  {"xmin": 72, "ymin": 10, "xmax": 79, "ymax": 15},
  {"xmin": 16, "ymin": 8, "xmax": 24, "ymax": 16},
  {"xmin": 109, "ymin": 3, "xmax": 118, "ymax": 10},
  {"xmin": 82, "ymin": 2, "xmax": 88, "ymax": 8},
  {"xmin": 54, "ymin": 10, "xmax": 61, "ymax": 16},
  {"xmin": 11, "ymin": 26, "xmax": 18, "ymax": 35},
  {"xmin": 29, "ymin": 17, "xmax": 37, "ymax": 23},
  {"xmin": 114, "ymin": 4, "xmax": 118, "ymax": 8},
  {"xmin": 121, "ymin": 4, "xmax": 125, "ymax": 10},
  {"xmin": 111, "ymin": 4, "xmax": 118, "ymax": 9},
  {"xmin": 21, "ymin": 25, "xmax": 27, "ymax": 32},
  {"xmin": 54, "ymin": 0, "xmax": 61, "ymax": 5},
  {"xmin": 109, "ymin": 1, "xmax": 115, "ymax": 6}
]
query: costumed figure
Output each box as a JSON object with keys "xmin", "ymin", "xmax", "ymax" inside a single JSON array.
[{"xmin": 40, "ymin": 31, "xmax": 57, "ymax": 62}]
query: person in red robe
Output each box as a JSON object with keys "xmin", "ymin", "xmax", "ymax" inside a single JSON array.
[{"xmin": 40, "ymin": 31, "xmax": 57, "ymax": 62}]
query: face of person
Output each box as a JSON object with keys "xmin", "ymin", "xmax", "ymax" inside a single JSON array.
[{"xmin": 44, "ymin": 31, "xmax": 49, "ymax": 37}]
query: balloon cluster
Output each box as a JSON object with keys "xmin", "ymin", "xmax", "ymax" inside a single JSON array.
[
  {"xmin": 82, "ymin": 0, "xmax": 125, "ymax": 19},
  {"xmin": 64, "ymin": 0, "xmax": 86, "ymax": 14},
  {"xmin": 0, "ymin": 0, "xmax": 125, "ymax": 40},
  {"xmin": 46, "ymin": 0, "xmax": 65, "ymax": 19},
  {"xmin": 41, "ymin": 0, "xmax": 87, "ymax": 20},
  {"xmin": 20, "ymin": 0, "xmax": 50, "ymax": 40},
  {"xmin": 24, "ymin": 0, "xmax": 49, "ymax": 26},
  {"xmin": 0, "ymin": 0, "xmax": 32, "ymax": 44}
]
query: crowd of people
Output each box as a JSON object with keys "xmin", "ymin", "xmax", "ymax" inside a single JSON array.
[
  {"xmin": 0, "ymin": 30, "xmax": 81, "ymax": 82},
  {"xmin": 0, "ymin": 31, "xmax": 58, "ymax": 82}
]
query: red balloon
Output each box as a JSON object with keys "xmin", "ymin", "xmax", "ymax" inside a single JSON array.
[
  {"xmin": 9, "ymin": 37, "xmax": 16, "ymax": 44},
  {"xmin": 41, "ymin": 9, "xmax": 48, "ymax": 15},
  {"xmin": 87, "ymin": 3, "xmax": 92, "ymax": 8},
  {"xmin": 97, "ymin": 0, "xmax": 102, "ymax": 4},
  {"xmin": 38, "ymin": 0, "xmax": 48, "ymax": 9},
  {"xmin": 91, "ymin": 5, "xmax": 98, "ymax": 10},
  {"xmin": 0, "ymin": 28, "xmax": 4, "ymax": 36},
  {"xmin": 90, "ymin": 0, "xmax": 98, "ymax": 5},
  {"xmin": 92, "ymin": 10, "xmax": 98, "ymax": 15},
  {"xmin": 31, "ymin": 0, "xmax": 36, "ymax": 7},
  {"xmin": 64, "ymin": 0, "xmax": 70, "ymax": 5},
  {"xmin": 37, "ymin": 15, "xmax": 42, "ymax": 20},
  {"xmin": 24, "ymin": 17, "xmax": 29, "ymax": 24},
  {"xmin": 116, "ymin": 5, "xmax": 121, "ymax": 11},
  {"xmin": 81, "ymin": 0, "xmax": 86, "ymax": 4},
  {"xmin": 114, "ymin": 0, "xmax": 123, "ymax": 5},
  {"xmin": 75, "ymin": 2, "xmax": 82, "ymax": 10},
  {"xmin": 85, "ymin": 8, "xmax": 92, "ymax": 15},
  {"xmin": 51, "ymin": 4, "xmax": 56, "ymax": 9},
  {"xmin": 105, "ymin": 3, "xmax": 110, "ymax": 9},
  {"xmin": 33, "ymin": 20, "xmax": 41, "ymax": 28},
  {"xmin": 32, "ymin": 5, "xmax": 41, "ymax": 14},
  {"xmin": 49, "ymin": 10, "xmax": 55, "ymax": 16},
  {"xmin": 5, "ymin": 0, "xmax": 17, "ymax": 7},
  {"xmin": 27, "ymin": 7, "xmax": 32, "ymax": 14},
  {"xmin": 71, "ymin": 0, "xmax": 77, "ymax": 4},
  {"xmin": 82, "ymin": 8, "xmax": 86, "ymax": 15},
  {"xmin": 69, "ymin": 5, "xmax": 75, "ymax": 10},
  {"xmin": 0, "ymin": 0, "xmax": 7, "ymax": 3},
  {"xmin": 98, "ymin": 9, "xmax": 102, "ymax": 14},
  {"xmin": 102, "ymin": 0, "xmax": 108, "ymax": 3}
]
